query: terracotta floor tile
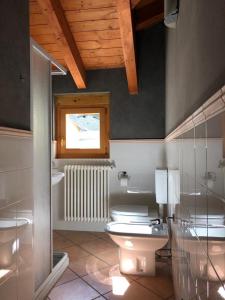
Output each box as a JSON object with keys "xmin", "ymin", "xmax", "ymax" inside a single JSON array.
[
  {"xmin": 81, "ymin": 239, "xmax": 117, "ymax": 255},
  {"xmin": 59, "ymin": 230, "xmax": 98, "ymax": 245},
  {"xmin": 93, "ymin": 232, "xmax": 116, "ymax": 244},
  {"xmin": 92, "ymin": 232, "xmax": 108, "ymax": 238},
  {"xmin": 55, "ymin": 268, "xmax": 78, "ymax": 286},
  {"xmin": 95, "ymin": 248, "xmax": 119, "ymax": 266},
  {"xmin": 136, "ymin": 275, "xmax": 174, "ymax": 299},
  {"xmin": 53, "ymin": 235, "xmax": 74, "ymax": 251},
  {"xmin": 50, "ymin": 230, "xmax": 174, "ymax": 300},
  {"xmin": 54, "ymin": 229, "xmax": 69, "ymax": 235},
  {"xmin": 82, "ymin": 266, "xmax": 113, "ymax": 294},
  {"xmin": 108, "ymin": 264, "xmax": 138, "ymax": 283},
  {"xmin": 83, "ymin": 264, "xmax": 138, "ymax": 295},
  {"xmin": 48, "ymin": 278, "xmax": 100, "ymax": 300},
  {"xmin": 102, "ymin": 237, "xmax": 118, "ymax": 247},
  {"xmin": 104, "ymin": 281, "xmax": 162, "ymax": 300},
  {"xmin": 64, "ymin": 245, "xmax": 89, "ymax": 264},
  {"xmin": 69, "ymin": 255, "xmax": 108, "ymax": 277},
  {"xmin": 53, "ymin": 231, "xmax": 61, "ymax": 240}
]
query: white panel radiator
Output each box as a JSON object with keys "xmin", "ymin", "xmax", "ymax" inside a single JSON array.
[{"xmin": 64, "ymin": 164, "xmax": 111, "ymax": 222}]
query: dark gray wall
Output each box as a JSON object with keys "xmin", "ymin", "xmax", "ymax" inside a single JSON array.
[
  {"xmin": 53, "ymin": 23, "xmax": 165, "ymax": 139},
  {"xmin": 0, "ymin": 1, "xmax": 30, "ymax": 130},
  {"xmin": 166, "ymin": 0, "xmax": 225, "ymax": 134}
]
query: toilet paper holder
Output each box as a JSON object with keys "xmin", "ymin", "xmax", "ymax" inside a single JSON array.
[
  {"xmin": 118, "ymin": 171, "xmax": 129, "ymax": 187},
  {"xmin": 118, "ymin": 171, "xmax": 129, "ymax": 180}
]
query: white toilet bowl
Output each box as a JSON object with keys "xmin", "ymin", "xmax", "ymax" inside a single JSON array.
[{"xmin": 105, "ymin": 205, "xmax": 168, "ymax": 276}]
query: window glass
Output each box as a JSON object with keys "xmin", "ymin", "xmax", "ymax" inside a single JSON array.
[
  {"xmin": 65, "ymin": 113, "xmax": 100, "ymax": 149},
  {"xmin": 55, "ymin": 93, "xmax": 109, "ymax": 158}
]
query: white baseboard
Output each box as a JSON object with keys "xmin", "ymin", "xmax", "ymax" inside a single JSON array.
[
  {"xmin": 53, "ymin": 220, "xmax": 108, "ymax": 232},
  {"xmin": 34, "ymin": 252, "xmax": 69, "ymax": 300}
]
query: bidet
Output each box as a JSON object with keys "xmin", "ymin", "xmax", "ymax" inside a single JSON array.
[{"xmin": 106, "ymin": 222, "xmax": 168, "ymax": 276}]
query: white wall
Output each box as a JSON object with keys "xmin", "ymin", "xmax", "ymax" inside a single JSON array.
[
  {"xmin": 52, "ymin": 140, "xmax": 165, "ymax": 231},
  {"xmin": 109, "ymin": 140, "xmax": 165, "ymax": 206}
]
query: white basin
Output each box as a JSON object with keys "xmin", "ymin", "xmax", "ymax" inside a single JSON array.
[
  {"xmin": 0, "ymin": 219, "xmax": 28, "ymax": 230},
  {"xmin": 0, "ymin": 218, "xmax": 29, "ymax": 243},
  {"xmin": 0, "ymin": 218, "xmax": 29, "ymax": 268},
  {"xmin": 52, "ymin": 170, "xmax": 64, "ymax": 186}
]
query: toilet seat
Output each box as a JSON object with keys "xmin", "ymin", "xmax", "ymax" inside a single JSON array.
[
  {"xmin": 111, "ymin": 205, "xmax": 149, "ymax": 216},
  {"xmin": 110, "ymin": 204, "xmax": 159, "ymax": 223}
]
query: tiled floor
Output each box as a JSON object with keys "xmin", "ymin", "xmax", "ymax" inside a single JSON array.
[{"xmin": 47, "ymin": 230, "xmax": 174, "ymax": 300}]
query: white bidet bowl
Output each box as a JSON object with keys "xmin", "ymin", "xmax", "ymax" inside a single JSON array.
[{"xmin": 106, "ymin": 222, "xmax": 168, "ymax": 276}]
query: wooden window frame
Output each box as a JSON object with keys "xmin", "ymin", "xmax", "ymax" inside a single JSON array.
[{"xmin": 55, "ymin": 94, "xmax": 110, "ymax": 158}]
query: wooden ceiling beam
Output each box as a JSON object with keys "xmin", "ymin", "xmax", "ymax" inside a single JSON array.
[
  {"xmin": 117, "ymin": 0, "xmax": 138, "ymax": 94},
  {"xmin": 36, "ymin": 0, "xmax": 86, "ymax": 88}
]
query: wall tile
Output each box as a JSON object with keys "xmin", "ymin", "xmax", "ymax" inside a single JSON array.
[
  {"xmin": 0, "ymin": 168, "xmax": 32, "ymax": 209},
  {"xmin": 0, "ymin": 134, "xmax": 33, "ymax": 299},
  {"xmin": 167, "ymin": 112, "xmax": 225, "ymax": 298},
  {"xmin": 0, "ymin": 135, "xmax": 32, "ymax": 173}
]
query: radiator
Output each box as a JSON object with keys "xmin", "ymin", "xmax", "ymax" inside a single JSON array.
[{"xmin": 64, "ymin": 164, "xmax": 110, "ymax": 222}]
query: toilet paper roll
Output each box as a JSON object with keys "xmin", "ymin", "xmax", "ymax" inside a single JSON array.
[{"xmin": 120, "ymin": 177, "xmax": 128, "ymax": 187}]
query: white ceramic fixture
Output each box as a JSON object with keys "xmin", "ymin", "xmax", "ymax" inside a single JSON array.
[
  {"xmin": 110, "ymin": 204, "xmax": 158, "ymax": 223},
  {"xmin": 0, "ymin": 218, "xmax": 28, "ymax": 243},
  {"xmin": 106, "ymin": 205, "xmax": 168, "ymax": 276},
  {"xmin": 0, "ymin": 218, "xmax": 29, "ymax": 268},
  {"xmin": 106, "ymin": 222, "xmax": 168, "ymax": 276},
  {"xmin": 52, "ymin": 169, "xmax": 64, "ymax": 186}
]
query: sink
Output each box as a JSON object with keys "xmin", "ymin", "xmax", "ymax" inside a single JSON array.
[
  {"xmin": 52, "ymin": 170, "xmax": 64, "ymax": 186},
  {"xmin": 0, "ymin": 218, "xmax": 29, "ymax": 268}
]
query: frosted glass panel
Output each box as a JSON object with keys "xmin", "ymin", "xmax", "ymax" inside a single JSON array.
[
  {"xmin": 32, "ymin": 48, "xmax": 51, "ymax": 290},
  {"xmin": 168, "ymin": 111, "xmax": 225, "ymax": 299},
  {"xmin": 65, "ymin": 113, "xmax": 100, "ymax": 149}
]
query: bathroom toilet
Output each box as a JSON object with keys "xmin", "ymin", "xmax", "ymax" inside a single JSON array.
[
  {"xmin": 105, "ymin": 204, "xmax": 168, "ymax": 276},
  {"xmin": 110, "ymin": 204, "xmax": 159, "ymax": 223}
]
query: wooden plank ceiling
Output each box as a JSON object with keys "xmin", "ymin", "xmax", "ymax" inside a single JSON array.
[
  {"xmin": 30, "ymin": 0, "xmax": 124, "ymax": 70},
  {"xmin": 29, "ymin": 0, "xmax": 164, "ymax": 93}
]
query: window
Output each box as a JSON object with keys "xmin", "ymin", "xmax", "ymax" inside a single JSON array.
[{"xmin": 55, "ymin": 93, "xmax": 109, "ymax": 158}]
